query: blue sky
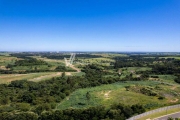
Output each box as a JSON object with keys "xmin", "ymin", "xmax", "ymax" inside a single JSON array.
[{"xmin": 0, "ymin": 0, "xmax": 180, "ymax": 52}]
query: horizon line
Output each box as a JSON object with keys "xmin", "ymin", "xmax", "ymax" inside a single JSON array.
[{"xmin": 0, "ymin": 51, "xmax": 180, "ymax": 53}]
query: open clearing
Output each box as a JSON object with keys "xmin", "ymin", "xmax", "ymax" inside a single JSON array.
[
  {"xmin": 76, "ymin": 57, "xmax": 115, "ymax": 66},
  {"xmin": 32, "ymin": 56, "xmax": 65, "ymax": 65},
  {"xmin": 159, "ymin": 56, "xmax": 180, "ymax": 60},
  {"xmin": 57, "ymin": 81, "xmax": 180, "ymax": 110},
  {"xmin": 0, "ymin": 71, "xmax": 81, "ymax": 84},
  {"xmin": 0, "ymin": 56, "xmax": 22, "ymax": 66},
  {"xmin": 0, "ymin": 72, "xmax": 73, "ymax": 84},
  {"xmin": 0, "ymin": 72, "xmax": 57, "ymax": 83}
]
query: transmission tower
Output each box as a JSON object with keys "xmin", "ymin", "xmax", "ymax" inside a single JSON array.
[
  {"xmin": 64, "ymin": 53, "xmax": 76, "ymax": 66},
  {"xmin": 70, "ymin": 53, "xmax": 76, "ymax": 65}
]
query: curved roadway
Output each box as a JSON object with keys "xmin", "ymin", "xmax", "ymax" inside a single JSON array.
[{"xmin": 154, "ymin": 112, "xmax": 180, "ymax": 120}]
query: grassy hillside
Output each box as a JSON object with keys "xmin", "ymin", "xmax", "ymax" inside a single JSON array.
[{"xmin": 57, "ymin": 81, "xmax": 180, "ymax": 110}]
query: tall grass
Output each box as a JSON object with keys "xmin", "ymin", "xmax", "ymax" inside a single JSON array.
[{"xmin": 57, "ymin": 81, "xmax": 172, "ymax": 110}]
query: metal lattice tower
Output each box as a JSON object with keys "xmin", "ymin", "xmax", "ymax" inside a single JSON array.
[{"xmin": 64, "ymin": 53, "xmax": 76, "ymax": 66}]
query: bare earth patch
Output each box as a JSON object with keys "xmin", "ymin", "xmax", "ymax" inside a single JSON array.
[
  {"xmin": 104, "ymin": 91, "xmax": 111, "ymax": 99},
  {"xmin": 0, "ymin": 66, "xmax": 8, "ymax": 70},
  {"xmin": 65, "ymin": 72, "xmax": 72, "ymax": 76},
  {"xmin": 171, "ymin": 86, "xmax": 177, "ymax": 90},
  {"xmin": 170, "ymin": 98, "xmax": 179, "ymax": 103},
  {"xmin": 0, "ymin": 74, "xmax": 27, "ymax": 78}
]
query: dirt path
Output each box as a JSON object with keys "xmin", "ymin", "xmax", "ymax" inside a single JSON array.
[
  {"xmin": 65, "ymin": 72, "xmax": 72, "ymax": 76},
  {"xmin": 0, "ymin": 74, "xmax": 27, "ymax": 78},
  {"xmin": 29, "ymin": 72, "xmax": 74, "ymax": 82},
  {"xmin": 29, "ymin": 72, "xmax": 62, "ymax": 81},
  {"xmin": 69, "ymin": 65, "xmax": 81, "ymax": 72}
]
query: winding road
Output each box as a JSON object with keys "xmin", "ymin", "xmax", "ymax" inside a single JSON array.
[{"xmin": 154, "ymin": 112, "xmax": 180, "ymax": 120}]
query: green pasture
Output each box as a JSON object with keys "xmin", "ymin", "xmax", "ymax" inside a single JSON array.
[
  {"xmin": 76, "ymin": 57, "xmax": 114, "ymax": 66},
  {"xmin": 0, "ymin": 53, "xmax": 10, "ymax": 56},
  {"xmin": 92, "ymin": 53, "xmax": 128, "ymax": 58},
  {"xmin": 118, "ymin": 67, "xmax": 152, "ymax": 78},
  {"xmin": 126, "ymin": 67, "xmax": 152, "ymax": 71},
  {"xmin": 157, "ymin": 75, "xmax": 177, "ymax": 84},
  {"xmin": 0, "ymin": 56, "xmax": 20, "ymax": 66},
  {"xmin": 57, "ymin": 81, "xmax": 179, "ymax": 110},
  {"xmin": 31, "ymin": 56, "xmax": 65, "ymax": 65}
]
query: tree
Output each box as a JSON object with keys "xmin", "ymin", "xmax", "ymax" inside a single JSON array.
[
  {"xmin": 35, "ymin": 66, "xmax": 37, "ymax": 71},
  {"xmin": 174, "ymin": 76, "xmax": 180, "ymax": 83},
  {"xmin": 0, "ymin": 97, "xmax": 9, "ymax": 105},
  {"xmin": 21, "ymin": 92, "xmax": 35, "ymax": 103},
  {"xmin": 175, "ymin": 118, "xmax": 180, "ymax": 120},
  {"xmin": 67, "ymin": 77, "xmax": 72, "ymax": 84},
  {"xmin": 168, "ymin": 117, "xmax": 174, "ymax": 120},
  {"xmin": 125, "ymin": 86, "xmax": 131, "ymax": 91},
  {"xmin": 61, "ymin": 72, "xmax": 65, "ymax": 78},
  {"xmin": 86, "ymin": 92, "xmax": 91, "ymax": 101}
]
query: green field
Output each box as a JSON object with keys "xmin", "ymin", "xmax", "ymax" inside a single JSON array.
[
  {"xmin": 117, "ymin": 67, "xmax": 152, "ymax": 79},
  {"xmin": 157, "ymin": 75, "xmax": 177, "ymax": 84},
  {"xmin": 126, "ymin": 67, "xmax": 152, "ymax": 71},
  {"xmin": 92, "ymin": 53, "xmax": 128, "ymax": 58},
  {"xmin": 75, "ymin": 56, "xmax": 115, "ymax": 66},
  {"xmin": 32, "ymin": 56, "xmax": 65, "ymax": 65},
  {"xmin": 0, "ymin": 56, "xmax": 21, "ymax": 66},
  {"xmin": 160, "ymin": 56, "xmax": 180, "ymax": 60},
  {"xmin": 57, "ymin": 81, "xmax": 180, "ymax": 110},
  {"xmin": 0, "ymin": 52, "xmax": 10, "ymax": 56}
]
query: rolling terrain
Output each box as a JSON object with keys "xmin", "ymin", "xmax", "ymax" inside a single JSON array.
[{"xmin": 0, "ymin": 52, "xmax": 180, "ymax": 119}]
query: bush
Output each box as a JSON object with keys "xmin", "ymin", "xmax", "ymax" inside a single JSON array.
[{"xmin": 158, "ymin": 96, "xmax": 165, "ymax": 100}]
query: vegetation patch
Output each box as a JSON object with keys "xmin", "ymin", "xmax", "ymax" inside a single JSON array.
[{"xmin": 57, "ymin": 81, "xmax": 179, "ymax": 110}]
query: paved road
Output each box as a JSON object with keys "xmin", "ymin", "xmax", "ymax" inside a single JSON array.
[{"xmin": 154, "ymin": 112, "xmax": 180, "ymax": 120}]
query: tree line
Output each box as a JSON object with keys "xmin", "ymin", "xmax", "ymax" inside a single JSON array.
[{"xmin": 0, "ymin": 104, "xmax": 145, "ymax": 120}]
